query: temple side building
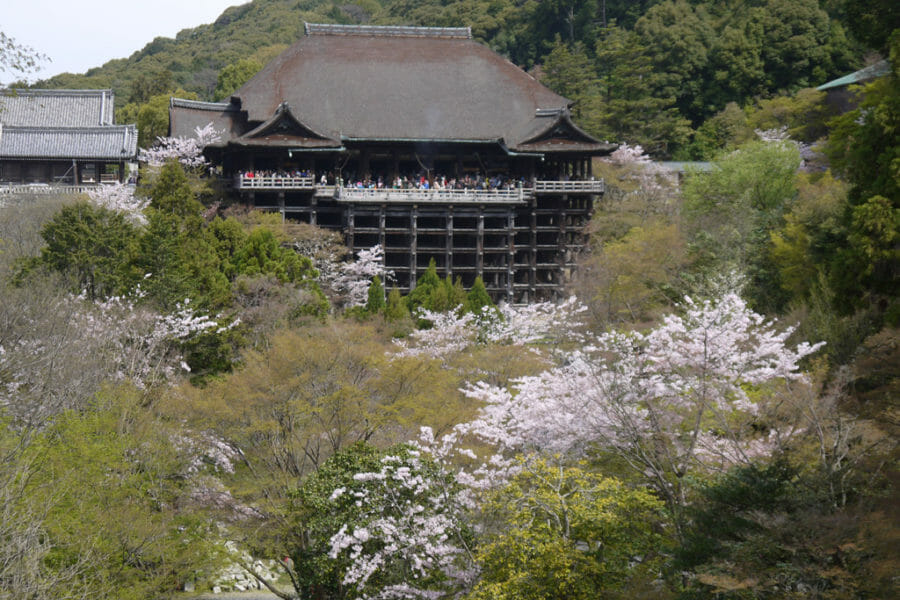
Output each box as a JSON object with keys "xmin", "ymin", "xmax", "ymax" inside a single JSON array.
[
  {"xmin": 0, "ymin": 89, "xmax": 137, "ymax": 187},
  {"xmin": 170, "ymin": 23, "xmax": 615, "ymax": 301}
]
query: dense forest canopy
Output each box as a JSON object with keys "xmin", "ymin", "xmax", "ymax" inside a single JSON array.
[{"xmin": 20, "ymin": 0, "xmax": 891, "ymax": 157}]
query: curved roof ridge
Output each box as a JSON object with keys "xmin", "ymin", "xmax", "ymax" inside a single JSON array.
[
  {"xmin": 0, "ymin": 88, "xmax": 113, "ymax": 96},
  {"xmin": 304, "ymin": 22, "xmax": 472, "ymax": 39},
  {"xmin": 170, "ymin": 97, "xmax": 233, "ymax": 111}
]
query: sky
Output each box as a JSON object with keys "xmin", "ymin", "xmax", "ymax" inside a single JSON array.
[{"xmin": 2, "ymin": 0, "xmax": 246, "ymax": 84}]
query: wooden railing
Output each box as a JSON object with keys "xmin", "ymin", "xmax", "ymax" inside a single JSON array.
[
  {"xmin": 234, "ymin": 175, "xmax": 315, "ymax": 189},
  {"xmin": 230, "ymin": 176, "xmax": 605, "ymax": 197},
  {"xmin": 336, "ymin": 186, "xmax": 528, "ymax": 204},
  {"xmin": 532, "ymin": 179, "xmax": 604, "ymax": 193},
  {"xmin": 0, "ymin": 184, "xmax": 100, "ymax": 195}
]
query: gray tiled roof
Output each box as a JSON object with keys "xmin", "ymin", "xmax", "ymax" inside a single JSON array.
[
  {"xmin": 0, "ymin": 89, "xmax": 116, "ymax": 127},
  {"xmin": 0, "ymin": 125, "xmax": 138, "ymax": 160}
]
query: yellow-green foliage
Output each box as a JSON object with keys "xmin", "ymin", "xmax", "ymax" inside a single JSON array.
[{"xmin": 470, "ymin": 457, "xmax": 665, "ymax": 600}]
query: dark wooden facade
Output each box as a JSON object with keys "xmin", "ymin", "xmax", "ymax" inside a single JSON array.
[
  {"xmin": 170, "ymin": 24, "xmax": 615, "ymax": 301},
  {"xmin": 0, "ymin": 90, "xmax": 138, "ymax": 187}
]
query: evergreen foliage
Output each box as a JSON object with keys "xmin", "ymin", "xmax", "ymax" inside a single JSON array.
[{"xmin": 27, "ymin": 0, "xmax": 864, "ymax": 156}]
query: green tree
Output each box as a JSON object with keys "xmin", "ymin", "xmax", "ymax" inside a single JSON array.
[
  {"xmin": 118, "ymin": 90, "xmax": 199, "ymax": 149},
  {"xmin": 703, "ymin": 20, "xmax": 767, "ymax": 113},
  {"xmin": 464, "ymin": 276, "xmax": 494, "ymax": 314},
  {"xmin": 682, "ymin": 139, "xmax": 801, "ymax": 312},
  {"xmin": 19, "ymin": 385, "xmax": 219, "ymax": 599},
  {"xmin": 756, "ymin": 0, "xmax": 849, "ymax": 92},
  {"xmin": 366, "ymin": 275, "xmax": 386, "ymax": 314},
  {"xmin": 594, "ymin": 25, "xmax": 691, "ymax": 154},
  {"xmin": 634, "ymin": 0, "xmax": 715, "ymax": 123},
  {"xmin": 213, "ymin": 58, "xmax": 262, "ymax": 101},
  {"xmin": 283, "ymin": 442, "xmax": 387, "ymax": 599},
  {"xmin": 384, "ymin": 287, "xmax": 410, "ymax": 322},
  {"xmin": 232, "ymin": 227, "xmax": 317, "ymax": 284},
  {"xmin": 127, "ymin": 68, "xmax": 174, "ymax": 103},
  {"xmin": 34, "ymin": 202, "xmax": 140, "ymax": 300},
  {"xmin": 843, "ymin": 0, "xmax": 900, "ymax": 52},
  {"xmin": 405, "ymin": 258, "xmax": 442, "ymax": 313},
  {"xmin": 470, "ymin": 458, "xmax": 664, "ymax": 600},
  {"xmin": 540, "ymin": 38, "xmax": 601, "ymax": 131},
  {"xmin": 824, "ymin": 37, "xmax": 900, "ymax": 313},
  {"xmin": 148, "ymin": 161, "xmax": 204, "ymax": 217}
]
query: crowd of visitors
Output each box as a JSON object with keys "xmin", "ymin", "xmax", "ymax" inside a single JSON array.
[
  {"xmin": 241, "ymin": 169, "xmax": 314, "ymax": 179},
  {"xmin": 238, "ymin": 169, "xmax": 526, "ymax": 190},
  {"xmin": 345, "ymin": 172, "xmax": 525, "ymax": 191}
]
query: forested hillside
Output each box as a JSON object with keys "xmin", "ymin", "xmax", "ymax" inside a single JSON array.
[
  {"xmin": 1, "ymin": 1, "xmax": 897, "ymax": 598},
  {"xmin": 28, "ymin": 0, "xmax": 884, "ymax": 156}
]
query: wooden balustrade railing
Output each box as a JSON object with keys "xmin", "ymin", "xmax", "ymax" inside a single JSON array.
[
  {"xmin": 232, "ymin": 176, "xmax": 605, "ymax": 197},
  {"xmin": 337, "ymin": 186, "xmax": 528, "ymax": 204},
  {"xmin": 234, "ymin": 175, "xmax": 316, "ymax": 189},
  {"xmin": 531, "ymin": 180, "xmax": 605, "ymax": 193}
]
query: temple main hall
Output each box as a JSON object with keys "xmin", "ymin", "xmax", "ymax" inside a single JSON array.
[{"xmin": 170, "ymin": 23, "xmax": 615, "ymax": 302}]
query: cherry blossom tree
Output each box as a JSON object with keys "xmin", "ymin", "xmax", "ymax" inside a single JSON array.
[
  {"xmin": 394, "ymin": 297, "xmax": 586, "ymax": 361},
  {"xmin": 458, "ymin": 293, "xmax": 824, "ymax": 535},
  {"xmin": 140, "ymin": 122, "xmax": 222, "ymax": 169},
  {"xmin": 329, "ymin": 245, "xmax": 394, "ymax": 308},
  {"xmin": 86, "ymin": 182, "xmax": 148, "ymax": 224},
  {"xmin": 327, "ymin": 444, "xmax": 476, "ymax": 600},
  {"xmin": 601, "ymin": 142, "xmax": 679, "ymax": 211},
  {"xmin": 0, "ymin": 287, "xmax": 235, "ymax": 425}
]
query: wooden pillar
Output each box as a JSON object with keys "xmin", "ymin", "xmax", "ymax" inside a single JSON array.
[
  {"xmin": 476, "ymin": 206, "xmax": 484, "ymax": 279},
  {"xmin": 557, "ymin": 195, "xmax": 568, "ymax": 294},
  {"xmin": 346, "ymin": 205, "xmax": 355, "ymax": 251},
  {"xmin": 445, "ymin": 208, "xmax": 453, "ymax": 279},
  {"xmin": 310, "ymin": 194, "xmax": 318, "ymax": 226},
  {"xmin": 507, "ymin": 208, "xmax": 515, "ymax": 303},
  {"xmin": 530, "ymin": 197, "xmax": 537, "ymax": 299},
  {"xmin": 410, "ymin": 206, "xmax": 418, "ymax": 287},
  {"xmin": 278, "ymin": 192, "xmax": 285, "ymax": 223}
]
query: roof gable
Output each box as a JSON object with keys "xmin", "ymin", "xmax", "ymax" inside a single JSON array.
[
  {"xmin": 509, "ymin": 109, "xmax": 614, "ymax": 154},
  {"xmin": 239, "ymin": 102, "xmax": 338, "ymax": 146}
]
